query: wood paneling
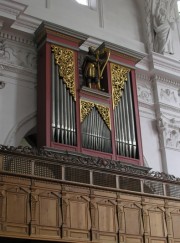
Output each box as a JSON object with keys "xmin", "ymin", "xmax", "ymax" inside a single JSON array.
[{"xmin": 0, "ymin": 175, "xmax": 180, "ymax": 243}]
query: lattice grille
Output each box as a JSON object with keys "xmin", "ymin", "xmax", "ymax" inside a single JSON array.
[
  {"xmin": 34, "ymin": 161, "xmax": 62, "ymax": 179},
  {"xmin": 144, "ymin": 180, "xmax": 164, "ymax": 195},
  {"xmin": 119, "ymin": 176, "xmax": 141, "ymax": 192},
  {"xmin": 93, "ymin": 171, "xmax": 116, "ymax": 188},
  {"xmin": 3, "ymin": 155, "xmax": 32, "ymax": 174},
  {"xmin": 166, "ymin": 184, "xmax": 180, "ymax": 198},
  {"xmin": 65, "ymin": 167, "xmax": 90, "ymax": 184}
]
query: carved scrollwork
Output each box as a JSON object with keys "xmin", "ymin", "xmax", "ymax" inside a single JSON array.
[
  {"xmin": 80, "ymin": 100, "xmax": 94, "ymax": 122},
  {"xmin": 51, "ymin": 45, "xmax": 76, "ymax": 100},
  {"xmin": 110, "ymin": 63, "xmax": 130, "ymax": 108},
  {"xmin": 96, "ymin": 104, "xmax": 111, "ymax": 130},
  {"xmin": 80, "ymin": 100, "xmax": 111, "ymax": 129}
]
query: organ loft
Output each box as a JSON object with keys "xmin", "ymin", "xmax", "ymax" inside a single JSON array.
[{"xmin": 1, "ymin": 18, "xmax": 180, "ymax": 243}]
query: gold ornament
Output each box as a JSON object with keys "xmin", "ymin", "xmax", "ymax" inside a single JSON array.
[
  {"xmin": 52, "ymin": 45, "xmax": 76, "ymax": 100},
  {"xmin": 110, "ymin": 63, "xmax": 130, "ymax": 108},
  {"xmin": 80, "ymin": 100, "xmax": 111, "ymax": 129}
]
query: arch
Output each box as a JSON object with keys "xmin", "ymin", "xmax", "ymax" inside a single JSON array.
[{"xmin": 4, "ymin": 112, "xmax": 36, "ymax": 147}]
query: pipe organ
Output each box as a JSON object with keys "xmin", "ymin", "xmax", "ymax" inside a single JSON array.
[{"xmin": 36, "ymin": 23, "xmax": 143, "ymax": 166}]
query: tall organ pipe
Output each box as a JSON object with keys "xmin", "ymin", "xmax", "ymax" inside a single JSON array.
[
  {"xmin": 114, "ymin": 75, "xmax": 137, "ymax": 158},
  {"xmin": 51, "ymin": 54, "xmax": 76, "ymax": 146},
  {"xmin": 127, "ymin": 73, "xmax": 137, "ymax": 158},
  {"xmin": 51, "ymin": 53, "xmax": 56, "ymax": 141}
]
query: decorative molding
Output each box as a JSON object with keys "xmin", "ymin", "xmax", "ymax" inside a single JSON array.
[
  {"xmin": 158, "ymin": 87, "xmax": 179, "ymax": 107},
  {"xmin": 0, "ymin": 38, "xmax": 37, "ymax": 87},
  {"xmin": 0, "ymin": 31, "xmax": 35, "ymax": 46},
  {"xmin": 157, "ymin": 114, "xmax": 180, "ymax": 151},
  {"xmin": 0, "ymin": 1, "xmax": 41, "ymax": 34},
  {"xmin": 11, "ymin": 13, "xmax": 42, "ymax": 34},
  {"xmin": 137, "ymin": 83, "xmax": 153, "ymax": 104},
  {"xmin": 0, "ymin": 145, "xmax": 151, "ymax": 177},
  {"xmin": 2, "ymin": 145, "xmax": 180, "ymax": 183},
  {"xmin": 150, "ymin": 52, "xmax": 180, "ymax": 79},
  {"xmin": 0, "ymin": 0, "xmax": 26, "ymax": 20},
  {"xmin": 153, "ymin": 74, "xmax": 180, "ymax": 87}
]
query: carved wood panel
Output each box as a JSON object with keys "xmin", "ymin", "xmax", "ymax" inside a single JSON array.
[
  {"xmin": 1, "ymin": 174, "xmax": 180, "ymax": 243},
  {"xmin": 62, "ymin": 185, "xmax": 91, "ymax": 240},
  {"xmin": 30, "ymin": 181, "xmax": 62, "ymax": 239},
  {"xmin": 91, "ymin": 190, "xmax": 118, "ymax": 243},
  {"xmin": 5, "ymin": 185, "xmax": 30, "ymax": 236},
  {"xmin": 117, "ymin": 193, "xmax": 143, "ymax": 243},
  {"xmin": 142, "ymin": 197, "xmax": 167, "ymax": 243}
]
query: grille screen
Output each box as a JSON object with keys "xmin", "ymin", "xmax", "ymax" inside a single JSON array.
[
  {"xmin": 119, "ymin": 176, "xmax": 141, "ymax": 192},
  {"xmin": 93, "ymin": 171, "xmax": 116, "ymax": 188},
  {"xmin": 166, "ymin": 184, "xmax": 180, "ymax": 198},
  {"xmin": 3, "ymin": 155, "xmax": 32, "ymax": 174},
  {"xmin": 34, "ymin": 161, "xmax": 62, "ymax": 179},
  {"xmin": 144, "ymin": 180, "xmax": 164, "ymax": 195},
  {"xmin": 65, "ymin": 167, "xmax": 90, "ymax": 184}
]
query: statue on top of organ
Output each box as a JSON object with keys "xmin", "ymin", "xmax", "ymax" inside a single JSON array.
[{"xmin": 82, "ymin": 45, "xmax": 110, "ymax": 91}]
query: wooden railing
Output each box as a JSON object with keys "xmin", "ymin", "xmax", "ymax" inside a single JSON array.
[{"xmin": 0, "ymin": 145, "xmax": 180, "ymax": 243}]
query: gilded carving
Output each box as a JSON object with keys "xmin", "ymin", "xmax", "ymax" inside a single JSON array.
[
  {"xmin": 80, "ymin": 100, "xmax": 111, "ymax": 129},
  {"xmin": 110, "ymin": 63, "xmax": 130, "ymax": 108},
  {"xmin": 80, "ymin": 100, "xmax": 94, "ymax": 123},
  {"xmin": 96, "ymin": 104, "xmax": 111, "ymax": 130},
  {"xmin": 51, "ymin": 45, "xmax": 76, "ymax": 100}
]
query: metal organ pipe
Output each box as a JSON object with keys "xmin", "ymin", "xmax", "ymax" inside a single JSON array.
[
  {"xmin": 81, "ymin": 107, "xmax": 111, "ymax": 153},
  {"xmin": 127, "ymin": 73, "xmax": 137, "ymax": 158},
  {"xmin": 114, "ymin": 74, "xmax": 137, "ymax": 159},
  {"xmin": 51, "ymin": 53, "xmax": 56, "ymax": 141},
  {"xmin": 51, "ymin": 55, "xmax": 76, "ymax": 146}
]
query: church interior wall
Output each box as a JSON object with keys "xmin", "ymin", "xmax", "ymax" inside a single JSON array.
[{"xmin": 0, "ymin": 0, "xmax": 180, "ymax": 176}]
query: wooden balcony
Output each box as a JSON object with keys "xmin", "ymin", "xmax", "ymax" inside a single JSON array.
[{"xmin": 0, "ymin": 145, "xmax": 180, "ymax": 243}]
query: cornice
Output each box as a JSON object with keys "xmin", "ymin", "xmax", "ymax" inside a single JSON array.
[
  {"xmin": 0, "ymin": 31, "xmax": 35, "ymax": 47},
  {"xmin": 11, "ymin": 14, "xmax": 42, "ymax": 34},
  {"xmin": 135, "ymin": 55, "xmax": 150, "ymax": 71},
  {"xmin": 150, "ymin": 52, "xmax": 180, "ymax": 79},
  {"xmin": 136, "ymin": 72, "xmax": 151, "ymax": 83},
  {"xmin": 0, "ymin": 62, "xmax": 37, "ymax": 87},
  {"xmin": 0, "ymin": 0, "xmax": 26, "ymax": 20},
  {"xmin": 35, "ymin": 21, "xmax": 146, "ymax": 62},
  {"xmin": 158, "ymin": 103, "xmax": 180, "ymax": 117},
  {"xmin": 0, "ymin": 0, "xmax": 41, "ymax": 34},
  {"xmin": 153, "ymin": 74, "xmax": 180, "ymax": 87}
]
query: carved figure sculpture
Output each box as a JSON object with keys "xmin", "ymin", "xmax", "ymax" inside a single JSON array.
[
  {"xmin": 152, "ymin": 0, "xmax": 177, "ymax": 54},
  {"xmin": 82, "ymin": 45, "xmax": 110, "ymax": 90}
]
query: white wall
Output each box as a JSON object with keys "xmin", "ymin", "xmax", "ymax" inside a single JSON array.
[
  {"xmin": 14, "ymin": 0, "xmax": 146, "ymax": 53},
  {"xmin": 0, "ymin": 32, "xmax": 37, "ymax": 146}
]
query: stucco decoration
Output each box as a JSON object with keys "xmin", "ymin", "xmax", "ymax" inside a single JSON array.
[
  {"xmin": 158, "ymin": 114, "xmax": 180, "ymax": 150},
  {"xmin": 156, "ymin": 83, "xmax": 180, "ymax": 109},
  {"xmin": 4, "ymin": 45, "xmax": 37, "ymax": 69},
  {"xmin": 145, "ymin": 0, "xmax": 179, "ymax": 55},
  {"xmin": 137, "ymin": 83, "xmax": 153, "ymax": 104},
  {"xmin": 159, "ymin": 88, "xmax": 177, "ymax": 104}
]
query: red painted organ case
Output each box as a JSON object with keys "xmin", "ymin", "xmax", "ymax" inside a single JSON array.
[{"xmin": 36, "ymin": 24, "xmax": 143, "ymax": 166}]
